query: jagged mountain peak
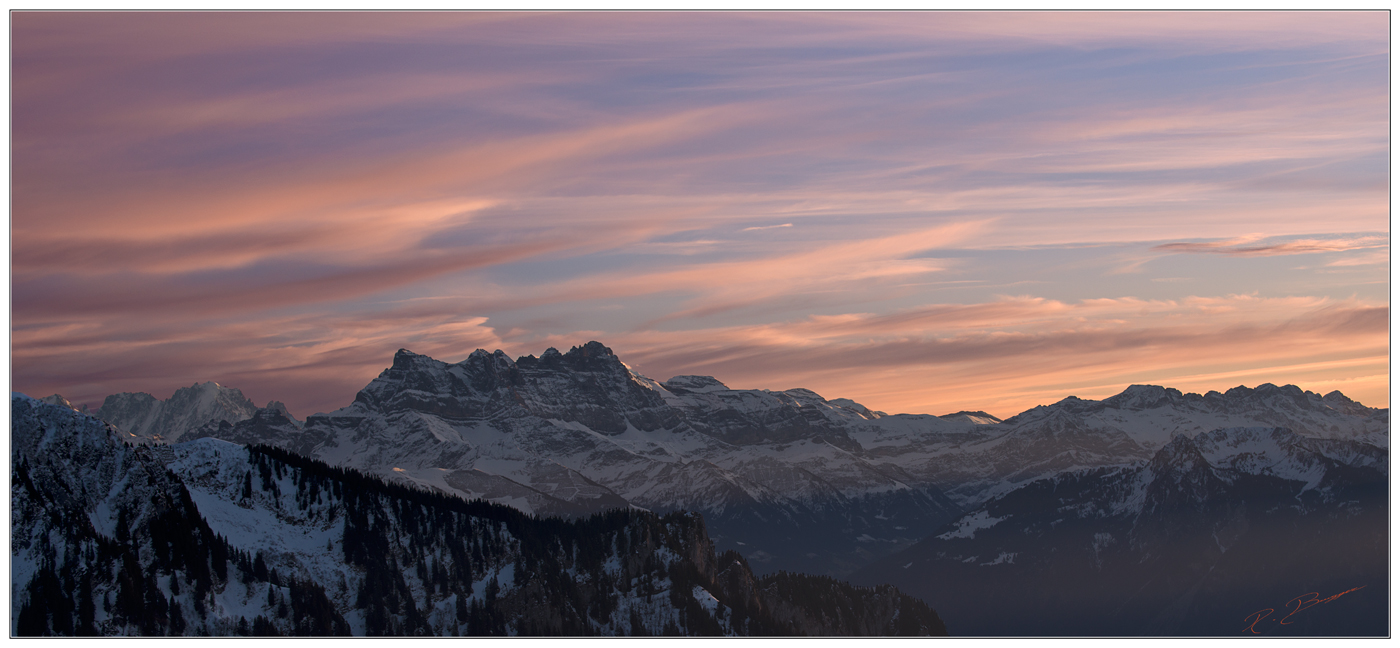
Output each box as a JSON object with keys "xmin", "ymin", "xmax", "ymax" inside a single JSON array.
[
  {"xmin": 355, "ymin": 347, "xmax": 517, "ymax": 417},
  {"xmin": 664, "ymin": 375, "xmax": 730, "ymax": 394},
  {"xmin": 1148, "ymin": 433, "xmax": 1212, "ymax": 474},
  {"xmin": 780, "ymin": 387, "xmax": 824, "ymax": 402},
  {"xmin": 1215, "ymin": 383, "xmax": 1316, "ymax": 407},
  {"xmin": 264, "ymin": 400, "xmax": 296, "ymax": 420},
  {"xmin": 1142, "ymin": 433, "xmax": 1230, "ymax": 516},
  {"xmin": 1003, "ymin": 394, "xmax": 1104, "ymax": 422},
  {"xmin": 830, "ymin": 398, "xmax": 884, "ymax": 419},
  {"xmin": 1141, "ymin": 426, "xmax": 1340, "ymax": 499},
  {"xmin": 38, "ymin": 393, "xmax": 87, "ymax": 413},
  {"xmin": 1228, "ymin": 382, "xmax": 1291, "ymax": 396},
  {"xmin": 569, "ymin": 340, "xmax": 616, "ymax": 358},
  {"xmin": 1323, "ymin": 389, "xmax": 1356, "ymax": 404},
  {"xmin": 249, "ymin": 403, "xmax": 300, "ymax": 427},
  {"xmin": 1103, "ymin": 384, "xmax": 1184, "ymax": 410},
  {"xmin": 352, "ymin": 343, "xmax": 681, "ymax": 434},
  {"xmin": 1000, "ymin": 382, "xmax": 1384, "ymax": 442},
  {"xmin": 516, "ymin": 341, "xmax": 625, "ymax": 373},
  {"xmin": 391, "ymin": 347, "xmax": 423, "ymax": 367},
  {"xmin": 99, "ymin": 390, "xmax": 159, "ymax": 409},
  {"xmin": 1320, "ymin": 389, "xmax": 1378, "ymax": 417},
  {"xmin": 167, "ymin": 381, "xmax": 253, "ymax": 412},
  {"xmin": 93, "ymin": 381, "xmax": 258, "ymax": 443},
  {"xmin": 937, "ymin": 410, "xmax": 1001, "ymax": 424}
]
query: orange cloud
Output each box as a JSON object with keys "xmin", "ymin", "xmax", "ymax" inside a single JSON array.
[
  {"xmin": 13, "ymin": 301, "xmax": 512, "ymax": 418},
  {"xmin": 561, "ymin": 296, "xmax": 1389, "ymax": 418},
  {"xmin": 471, "ymin": 220, "xmax": 994, "ymax": 323},
  {"xmin": 11, "ymin": 12, "xmax": 1387, "ymax": 423}
]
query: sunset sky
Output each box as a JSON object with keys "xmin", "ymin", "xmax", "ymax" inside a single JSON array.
[{"xmin": 11, "ymin": 11, "xmax": 1389, "ymax": 419}]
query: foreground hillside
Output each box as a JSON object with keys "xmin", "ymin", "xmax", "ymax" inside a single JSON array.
[{"xmin": 11, "ymin": 395, "xmax": 946, "ymax": 637}]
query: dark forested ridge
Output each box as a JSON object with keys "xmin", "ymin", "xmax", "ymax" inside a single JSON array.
[{"xmin": 11, "ymin": 395, "xmax": 947, "ymax": 636}]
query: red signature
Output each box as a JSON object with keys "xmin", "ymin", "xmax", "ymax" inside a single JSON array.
[{"xmin": 1243, "ymin": 586, "xmax": 1366, "ymax": 634}]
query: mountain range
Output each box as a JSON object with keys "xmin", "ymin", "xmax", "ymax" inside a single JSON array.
[{"xmin": 21, "ymin": 341, "xmax": 1389, "ymax": 635}]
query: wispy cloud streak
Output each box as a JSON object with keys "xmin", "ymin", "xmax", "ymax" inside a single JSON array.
[
  {"xmin": 741, "ymin": 223, "xmax": 794, "ymax": 232},
  {"xmin": 594, "ymin": 296, "xmax": 1388, "ymax": 417},
  {"xmin": 1154, "ymin": 235, "xmax": 1387, "ymax": 257},
  {"xmin": 10, "ymin": 11, "xmax": 1388, "ymax": 416}
]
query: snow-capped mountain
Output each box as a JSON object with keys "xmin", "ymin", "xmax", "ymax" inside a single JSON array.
[
  {"xmin": 1010, "ymin": 383, "xmax": 1386, "ymax": 449},
  {"xmin": 850, "ymin": 382, "xmax": 1388, "ymax": 506},
  {"xmin": 95, "ymin": 382, "xmax": 264, "ymax": 444},
  {"xmin": 37, "ymin": 393, "xmax": 88, "ymax": 413},
  {"xmin": 11, "ymin": 394, "xmax": 947, "ymax": 637},
  {"xmin": 164, "ymin": 343, "xmax": 963, "ymax": 577},
  {"xmin": 856, "ymin": 426, "xmax": 1388, "ymax": 636},
  {"xmin": 78, "ymin": 342, "xmax": 1386, "ymax": 580},
  {"xmin": 13, "ymin": 393, "xmax": 288, "ymax": 636}
]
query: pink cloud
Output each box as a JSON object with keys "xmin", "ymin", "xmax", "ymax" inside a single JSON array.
[
  {"xmin": 502, "ymin": 220, "xmax": 991, "ymax": 323},
  {"xmin": 782, "ymin": 11, "xmax": 1386, "ymax": 53},
  {"xmin": 11, "ymin": 12, "xmax": 1386, "ymax": 422},
  {"xmin": 13, "ymin": 302, "xmax": 512, "ymax": 418},
  {"xmin": 570, "ymin": 296, "xmax": 1388, "ymax": 417}
]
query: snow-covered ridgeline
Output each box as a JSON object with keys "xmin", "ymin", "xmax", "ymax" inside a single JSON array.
[{"xmin": 65, "ymin": 342, "xmax": 1388, "ymax": 579}]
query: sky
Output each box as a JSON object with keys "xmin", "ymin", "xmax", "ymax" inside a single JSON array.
[{"xmin": 10, "ymin": 11, "xmax": 1389, "ymax": 419}]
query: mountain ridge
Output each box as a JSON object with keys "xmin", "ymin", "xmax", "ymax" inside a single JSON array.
[
  {"xmin": 57, "ymin": 342, "xmax": 1387, "ymax": 578},
  {"xmin": 11, "ymin": 394, "xmax": 948, "ymax": 637},
  {"xmin": 854, "ymin": 424, "xmax": 1388, "ymax": 636}
]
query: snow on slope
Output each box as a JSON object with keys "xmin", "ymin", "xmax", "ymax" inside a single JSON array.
[{"xmin": 75, "ymin": 342, "xmax": 1387, "ymax": 577}]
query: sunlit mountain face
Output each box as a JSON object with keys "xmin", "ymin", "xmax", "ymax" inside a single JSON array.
[{"xmin": 10, "ymin": 10, "xmax": 1388, "ymax": 638}]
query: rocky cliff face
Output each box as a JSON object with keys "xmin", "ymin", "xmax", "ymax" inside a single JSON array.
[{"xmin": 95, "ymin": 382, "xmax": 261, "ymax": 443}]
